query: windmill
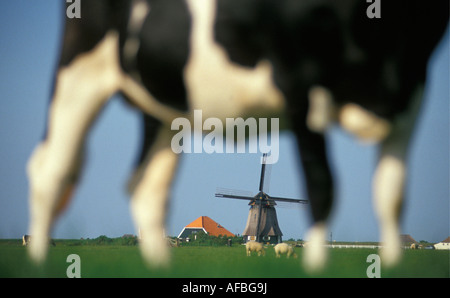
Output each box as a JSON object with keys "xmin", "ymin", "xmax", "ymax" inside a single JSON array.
[{"xmin": 215, "ymin": 154, "xmax": 308, "ymax": 244}]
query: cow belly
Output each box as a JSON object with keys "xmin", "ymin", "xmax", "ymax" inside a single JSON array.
[{"xmin": 184, "ymin": 0, "xmax": 285, "ymax": 121}]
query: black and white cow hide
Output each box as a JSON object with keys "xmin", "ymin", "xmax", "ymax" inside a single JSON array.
[{"xmin": 26, "ymin": 0, "xmax": 448, "ymax": 272}]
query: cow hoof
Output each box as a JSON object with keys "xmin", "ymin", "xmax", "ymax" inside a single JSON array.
[
  {"xmin": 139, "ymin": 236, "xmax": 171, "ymax": 268},
  {"xmin": 303, "ymin": 223, "xmax": 328, "ymax": 273},
  {"xmin": 380, "ymin": 240, "xmax": 402, "ymax": 268},
  {"xmin": 28, "ymin": 238, "xmax": 48, "ymax": 265}
]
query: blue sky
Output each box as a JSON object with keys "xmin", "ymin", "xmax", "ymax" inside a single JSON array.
[{"xmin": 0, "ymin": 1, "xmax": 448, "ymax": 243}]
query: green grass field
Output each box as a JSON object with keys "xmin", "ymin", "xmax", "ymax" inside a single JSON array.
[{"xmin": 0, "ymin": 240, "xmax": 448, "ymax": 278}]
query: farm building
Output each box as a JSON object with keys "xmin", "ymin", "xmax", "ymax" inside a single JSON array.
[
  {"xmin": 177, "ymin": 216, "xmax": 235, "ymax": 240},
  {"xmin": 434, "ymin": 237, "xmax": 450, "ymax": 250},
  {"xmin": 399, "ymin": 234, "xmax": 417, "ymax": 246}
]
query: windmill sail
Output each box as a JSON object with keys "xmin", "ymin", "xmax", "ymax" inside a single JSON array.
[
  {"xmin": 258, "ymin": 154, "xmax": 272, "ymax": 193},
  {"xmin": 259, "ymin": 154, "xmax": 267, "ymax": 192},
  {"xmin": 267, "ymin": 195, "xmax": 308, "ymax": 204},
  {"xmin": 215, "ymin": 188, "xmax": 254, "ymax": 201}
]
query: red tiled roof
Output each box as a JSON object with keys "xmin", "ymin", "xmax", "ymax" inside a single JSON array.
[
  {"xmin": 185, "ymin": 216, "xmax": 234, "ymax": 237},
  {"xmin": 399, "ymin": 234, "xmax": 416, "ymax": 244},
  {"xmin": 441, "ymin": 237, "xmax": 450, "ymax": 243}
]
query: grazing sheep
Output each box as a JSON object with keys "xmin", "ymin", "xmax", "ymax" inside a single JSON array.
[
  {"xmin": 274, "ymin": 243, "xmax": 297, "ymax": 259},
  {"xmin": 22, "ymin": 235, "xmax": 31, "ymax": 246},
  {"xmin": 246, "ymin": 241, "xmax": 265, "ymax": 257}
]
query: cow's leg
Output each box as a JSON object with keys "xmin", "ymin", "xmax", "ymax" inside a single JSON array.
[
  {"xmin": 373, "ymin": 150, "xmax": 405, "ymax": 267},
  {"xmin": 373, "ymin": 86, "xmax": 424, "ymax": 267},
  {"xmin": 300, "ymin": 132, "xmax": 332, "ymax": 272},
  {"xmin": 289, "ymin": 93, "xmax": 334, "ymax": 272},
  {"xmin": 129, "ymin": 124, "xmax": 179, "ymax": 267},
  {"xmin": 27, "ymin": 31, "xmax": 121, "ymax": 263}
]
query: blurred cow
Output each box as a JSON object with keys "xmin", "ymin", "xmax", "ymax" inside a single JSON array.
[{"xmin": 27, "ymin": 0, "xmax": 448, "ymax": 272}]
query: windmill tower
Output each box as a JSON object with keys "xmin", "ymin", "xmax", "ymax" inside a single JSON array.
[{"xmin": 216, "ymin": 154, "xmax": 308, "ymax": 244}]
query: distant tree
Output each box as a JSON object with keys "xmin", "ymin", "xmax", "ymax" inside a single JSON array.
[{"xmin": 94, "ymin": 235, "xmax": 112, "ymax": 245}]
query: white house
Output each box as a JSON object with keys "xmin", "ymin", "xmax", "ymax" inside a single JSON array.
[{"xmin": 434, "ymin": 237, "xmax": 450, "ymax": 250}]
